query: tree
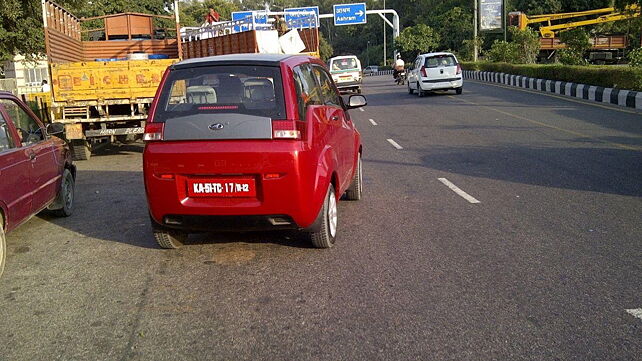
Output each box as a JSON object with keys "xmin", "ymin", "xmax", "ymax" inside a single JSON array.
[
  {"xmin": 487, "ymin": 40, "xmax": 519, "ymax": 63},
  {"xmin": 509, "ymin": 26, "xmax": 540, "ymax": 63},
  {"xmin": 394, "ymin": 24, "xmax": 440, "ymax": 61},
  {"xmin": 558, "ymin": 29, "xmax": 591, "ymax": 65},
  {"xmin": 319, "ymin": 34, "xmax": 333, "ymax": 62}
]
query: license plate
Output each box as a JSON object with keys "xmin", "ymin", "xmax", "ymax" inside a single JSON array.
[{"xmin": 187, "ymin": 177, "xmax": 256, "ymax": 198}]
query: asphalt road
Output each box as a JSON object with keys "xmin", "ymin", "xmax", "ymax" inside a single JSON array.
[{"xmin": 1, "ymin": 77, "xmax": 641, "ymax": 361}]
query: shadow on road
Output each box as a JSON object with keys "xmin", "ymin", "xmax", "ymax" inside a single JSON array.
[
  {"xmin": 39, "ymin": 168, "xmax": 314, "ymax": 250},
  {"xmin": 365, "ymin": 144, "xmax": 642, "ymax": 197}
]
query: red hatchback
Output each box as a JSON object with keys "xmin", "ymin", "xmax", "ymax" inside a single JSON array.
[
  {"xmin": 0, "ymin": 92, "xmax": 76, "ymax": 277},
  {"xmin": 143, "ymin": 54, "xmax": 365, "ymax": 249}
]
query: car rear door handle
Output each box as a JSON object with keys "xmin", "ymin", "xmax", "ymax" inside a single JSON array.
[{"xmin": 27, "ymin": 151, "xmax": 36, "ymax": 161}]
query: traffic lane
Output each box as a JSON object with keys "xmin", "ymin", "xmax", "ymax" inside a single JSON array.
[
  {"xmin": 353, "ymin": 78, "xmax": 642, "ymax": 359},
  {"xmin": 0, "ymin": 141, "xmax": 531, "ymax": 360}
]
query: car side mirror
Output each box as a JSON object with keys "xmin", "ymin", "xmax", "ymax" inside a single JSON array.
[
  {"xmin": 346, "ymin": 95, "xmax": 367, "ymax": 110},
  {"xmin": 46, "ymin": 122, "xmax": 64, "ymax": 136}
]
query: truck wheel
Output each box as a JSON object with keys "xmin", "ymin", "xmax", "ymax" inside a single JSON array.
[
  {"xmin": 307, "ymin": 184, "xmax": 338, "ymax": 249},
  {"xmin": 51, "ymin": 169, "xmax": 75, "ymax": 217},
  {"xmin": 116, "ymin": 134, "xmax": 137, "ymax": 144},
  {"xmin": 151, "ymin": 217, "xmax": 187, "ymax": 249},
  {"xmin": 0, "ymin": 214, "xmax": 6, "ymax": 278},
  {"xmin": 72, "ymin": 140, "xmax": 91, "ymax": 161},
  {"xmin": 345, "ymin": 154, "xmax": 362, "ymax": 201}
]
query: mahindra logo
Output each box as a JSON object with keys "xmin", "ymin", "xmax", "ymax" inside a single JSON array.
[{"xmin": 209, "ymin": 123, "xmax": 224, "ymax": 130}]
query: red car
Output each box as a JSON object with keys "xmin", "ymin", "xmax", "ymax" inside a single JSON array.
[
  {"xmin": 143, "ymin": 54, "xmax": 365, "ymax": 249},
  {"xmin": 0, "ymin": 92, "xmax": 76, "ymax": 277}
]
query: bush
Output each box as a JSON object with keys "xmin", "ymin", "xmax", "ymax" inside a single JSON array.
[
  {"xmin": 461, "ymin": 62, "xmax": 642, "ymax": 91},
  {"xmin": 487, "ymin": 40, "xmax": 519, "ymax": 63},
  {"xmin": 628, "ymin": 47, "xmax": 642, "ymax": 68},
  {"xmin": 557, "ymin": 49, "xmax": 587, "ymax": 66},
  {"xmin": 558, "ymin": 29, "xmax": 591, "ymax": 65},
  {"xmin": 508, "ymin": 26, "xmax": 540, "ymax": 64}
]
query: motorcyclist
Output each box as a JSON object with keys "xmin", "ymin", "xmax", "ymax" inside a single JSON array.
[{"xmin": 393, "ymin": 54, "xmax": 405, "ymax": 80}]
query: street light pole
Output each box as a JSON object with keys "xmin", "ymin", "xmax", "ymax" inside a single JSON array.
[
  {"xmin": 473, "ymin": 0, "xmax": 478, "ymax": 62},
  {"xmin": 383, "ymin": 0, "xmax": 386, "ymax": 66},
  {"xmin": 367, "ymin": 41, "xmax": 370, "ymax": 67}
]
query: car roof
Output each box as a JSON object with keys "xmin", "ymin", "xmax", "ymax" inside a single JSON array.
[
  {"xmin": 172, "ymin": 53, "xmax": 306, "ymax": 70},
  {"xmin": 330, "ymin": 55, "xmax": 358, "ymax": 61},
  {"xmin": 419, "ymin": 52, "xmax": 456, "ymax": 58}
]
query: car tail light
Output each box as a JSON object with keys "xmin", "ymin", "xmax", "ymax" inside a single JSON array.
[
  {"xmin": 420, "ymin": 66, "xmax": 427, "ymax": 77},
  {"xmin": 272, "ymin": 120, "xmax": 306, "ymax": 140},
  {"xmin": 143, "ymin": 122, "xmax": 164, "ymax": 141},
  {"xmin": 456, "ymin": 64, "xmax": 462, "ymax": 75}
]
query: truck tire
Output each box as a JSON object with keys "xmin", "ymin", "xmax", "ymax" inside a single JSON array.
[
  {"xmin": 345, "ymin": 154, "xmax": 362, "ymax": 201},
  {"xmin": 72, "ymin": 140, "xmax": 91, "ymax": 161},
  {"xmin": 151, "ymin": 217, "xmax": 187, "ymax": 249},
  {"xmin": 0, "ymin": 214, "xmax": 6, "ymax": 278},
  {"xmin": 51, "ymin": 169, "xmax": 75, "ymax": 217},
  {"xmin": 307, "ymin": 184, "xmax": 337, "ymax": 249}
]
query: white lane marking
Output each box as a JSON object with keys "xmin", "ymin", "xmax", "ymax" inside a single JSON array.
[
  {"xmin": 386, "ymin": 138, "xmax": 403, "ymax": 150},
  {"xmin": 368, "ymin": 118, "xmax": 378, "ymax": 126},
  {"xmin": 626, "ymin": 308, "xmax": 642, "ymax": 320},
  {"xmin": 438, "ymin": 178, "xmax": 481, "ymax": 204},
  {"xmin": 359, "ymin": 108, "xmax": 365, "ymax": 112}
]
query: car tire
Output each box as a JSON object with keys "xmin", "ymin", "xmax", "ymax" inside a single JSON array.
[
  {"xmin": 307, "ymin": 184, "xmax": 338, "ymax": 249},
  {"xmin": 72, "ymin": 140, "xmax": 91, "ymax": 161},
  {"xmin": 417, "ymin": 83, "xmax": 425, "ymax": 97},
  {"xmin": 0, "ymin": 215, "xmax": 6, "ymax": 278},
  {"xmin": 456, "ymin": 87, "xmax": 463, "ymax": 95},
  {"xmin": 345, "ymin": 154, "xmax": 362, "ymax": 201},
  {"xmin": 151, "ymin": 216, "xmax": 188, "ymax": 249},
  {"xmin": 51, "ymin": 169, "xmax": 75, "ymax": 217},
  {"xmin": 408, "ymin": 83, "xmax": 414, "ymax": 94}
]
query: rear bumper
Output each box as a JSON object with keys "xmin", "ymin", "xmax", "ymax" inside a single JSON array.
[
  {"xmin": 160, "ymin": 214, "xmax": 298, "ymax": 232},
  {"xmin": 335, "ymin": 80, "xmax": 362, "ymax": 89},
  {"xmin": 143, "ymin": 141, "xmax": 327, "ymax": 232},
  {"xmin": 420, "ymin": 78, "xmax": 463, "ymax": 91}
]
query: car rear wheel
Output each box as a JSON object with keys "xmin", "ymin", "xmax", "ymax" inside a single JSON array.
[
  {"xmin": 51, "ymin": 169, "xmax": 75, "ymax": 217},
  {"xmin": 408, "ymin": 82, "xmax": 414, "ymax": 94},
  {"xmin": 151, "ymin": 217, "xmax": 188, "ymax": 249},
  {"xmin": 345, "ymin": 154, "xmax": 362, "ymax": 201},
  {"xmin": 307, "ymin": 185, "xmax": 338, "ymax": 248},
  {"xmin": 0, "ymin": 214, "xmax": 6, "ymax": 278},
  {"xmin": 417, "ymin": 83, "xmax": 425, "ymax": 97},
  {"xmin": 456, "ymin": 87, "xmax": 463, "ymax": 95}
]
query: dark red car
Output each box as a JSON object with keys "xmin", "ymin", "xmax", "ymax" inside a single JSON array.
[
  {"xmin": 143, "ymin": 54, "xmax": 365, "ymax": 249},
  {"xmin": 0, "ymin": 92, "xmax": 76, "ymax": 277}
]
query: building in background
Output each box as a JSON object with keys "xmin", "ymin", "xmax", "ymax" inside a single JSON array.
[{"xmin": 1, "ymin": 55, "xmax": 50, "ymax": 94}]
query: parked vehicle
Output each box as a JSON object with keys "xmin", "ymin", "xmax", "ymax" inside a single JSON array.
[
  {"xmin": 143, "ymin": 54, "xmax": 365, "ymax": 249},
  {"xmin": 329, "ymin": 55, "xmax": 363, "ymax": 93},
  {"xmin": 407, "ymin": 52, "xmax": 463, "ymax": 96},
  {"xmin": 0, "ymin": 92, "xmax": 76, "ymax": 277},
  {"xmin": 363, "ymin": 66, "xmax": 380, "ymax": 76}
]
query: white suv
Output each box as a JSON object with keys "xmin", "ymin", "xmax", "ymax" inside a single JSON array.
[{"xmin": 407, "ymin": 52, "xmax": 463, "ymax": 96}]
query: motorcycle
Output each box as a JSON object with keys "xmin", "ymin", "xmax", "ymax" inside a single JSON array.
[{"xmin": 394, "ymin": 70, "xmax": 406, "ymax": 85}]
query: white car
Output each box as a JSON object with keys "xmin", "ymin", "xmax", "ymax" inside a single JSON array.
[
  {"xmin": 407, "ymin": 52, "xmax": 463, "ymax": 96},
  {"xmin": 329, "ymin": 55, "xmax": 362, "ymax": 93}
]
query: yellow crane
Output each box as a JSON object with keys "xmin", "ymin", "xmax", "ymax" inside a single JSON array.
[{"xmin": 509, "ymin": 4, "xmax": 640, "ymax": 38}]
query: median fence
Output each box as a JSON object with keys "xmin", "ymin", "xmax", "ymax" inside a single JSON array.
[
  {"xmin": 463, "ymin": 70, "xmax": 642, "ymax": 110},
  {"xmin": 365, "ymin": 70, "xmax": 394, "ymax": 76}
]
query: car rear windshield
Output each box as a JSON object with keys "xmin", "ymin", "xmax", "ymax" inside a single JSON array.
[
  {"xmin": 330, "ymin": 58, "xmax": 359, "ymax": 71},
  {"xmin": 153, "ymin": 65, "xmax": 286, "ymax": 123},
  {"xmin": 424, "ymin": 55, "xmax": 457, "ymax": 68}
]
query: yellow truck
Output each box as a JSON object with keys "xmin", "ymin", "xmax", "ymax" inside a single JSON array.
[{"xmin": 41, "ymin": 0, "xmax": 181, "ymax": 160}]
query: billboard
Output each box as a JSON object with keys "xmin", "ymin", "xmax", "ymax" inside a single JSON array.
[{"xmin": 479, "ymin": 0, "xmax": 503, "ymax": 31}]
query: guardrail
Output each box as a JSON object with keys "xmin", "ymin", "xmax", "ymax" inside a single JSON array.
[{"xmin": 464, "ymin": 70, "xmax": 642, "ymax": 110}]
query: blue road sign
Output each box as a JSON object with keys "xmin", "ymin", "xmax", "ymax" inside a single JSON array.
[
  {"xmin": 333, "ymin": 3, "xmax": 367, "ymax": 26},
  {"xmin": 231, "ymin": 11, "xmax": 268, "ymax": 32},
  {"xmin": 285, "ymin": 6, "xmax": 319, "ymax": 29}
]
